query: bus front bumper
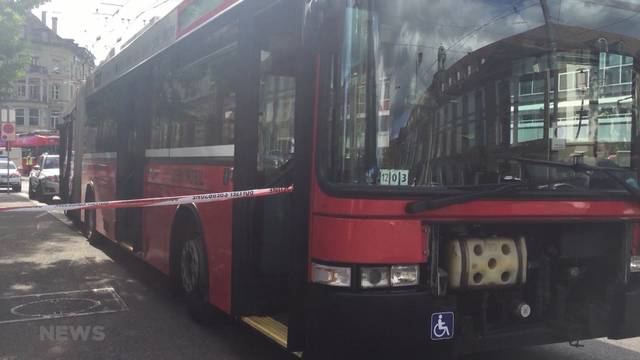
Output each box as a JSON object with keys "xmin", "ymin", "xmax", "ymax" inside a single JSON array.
[
  {"xmin": 305, "ymin": 284, "xmax": 640, "ymax": 355},
  {"xmin": 305, "ymin": 286, "xmax": 456, "ymax": 355}
]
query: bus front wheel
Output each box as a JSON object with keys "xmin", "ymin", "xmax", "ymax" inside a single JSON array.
[
  {"xmin": 179, "ymin": 232, "xmax": 211, "ymax": 323},
  {"xmin": 84, "ymin": 197, "xmax": 100, "ymax": 244}
]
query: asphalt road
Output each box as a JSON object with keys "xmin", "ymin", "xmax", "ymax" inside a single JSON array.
[{"xmin": 0, "ymin": 179, "xmax": 638, "ymax": 360}]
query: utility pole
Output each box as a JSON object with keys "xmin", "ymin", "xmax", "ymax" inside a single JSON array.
[
  {"xmin": 1, "ymin": 117, "xmax": 16, "ymax": 194},
  {"xmin": 5, "ymin": 142, "xmax": 9, "ymax": 194}
]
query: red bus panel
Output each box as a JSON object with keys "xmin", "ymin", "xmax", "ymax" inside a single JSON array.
[
  {"xmin": 311, "ymin": 216, "xmax": 426, "ymax": 264},
  {"xmin": 82, "ymin": 153, "xmax": 117, "ymax": 241},
  {"xmin": 142, "ymin": 161, "xmax": 233, "ymax": 313}
]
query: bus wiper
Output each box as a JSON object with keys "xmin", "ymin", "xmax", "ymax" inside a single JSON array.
[
  {"xmin": 405, "ymin": 182, "xmax": 526, "ymax": 213},
  {"xmin": 405, "ymin": 157, "xmax": 640, "ymax": 214},
  {"xmin": 504, "ymin": 156, "xmax": 640, "ymax": 199}
]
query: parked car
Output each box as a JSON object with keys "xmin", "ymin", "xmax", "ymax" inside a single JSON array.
[
  {"xmin": 0, "ymin": 160, "xmax": 22, "ymax": 192},
  {"xmin": 28, "ymin": 154, "xmax": 59, "ymax": 202}
]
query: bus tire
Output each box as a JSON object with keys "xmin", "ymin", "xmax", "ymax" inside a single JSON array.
[
  {"xmin": 84, "ymin": 190, "xmax": 100, "ymax": 244},
  {"xmin": 85, "ymin": 208, "xmax": 100, "ymax": 244},
  {"xmin": 178, "ymin": 231, "xmax": 211, "ymax": 323}
]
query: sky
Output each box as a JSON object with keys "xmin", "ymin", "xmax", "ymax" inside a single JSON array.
[{"xmin": 33, "ymin": 0, "xmax": 182, "ymax": 64}]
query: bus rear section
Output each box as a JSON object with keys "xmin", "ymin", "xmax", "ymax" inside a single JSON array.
[
  {"xmin": 75, "ymin": 0, "xmax": 302, "ymax": 333},
  {"xmin": 302, "ymin": 0, "xmax": 640, "ymax": 357}
]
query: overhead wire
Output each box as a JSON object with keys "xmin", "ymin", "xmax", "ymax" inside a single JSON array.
[
  {"xmin": 87, "ymin": 0, "xmax": 179, "ymax": 61},
  {"xmin": 566, "ymin": 0, "xmax": 640, "ymax": 38},
  {"xmin": 419, "ymin": 0, "xmax": 540, "ymax": 81}
]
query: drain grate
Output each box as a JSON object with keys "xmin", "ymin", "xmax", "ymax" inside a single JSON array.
[{"xmin": 0, "ymin": 288, "xmax": 128, "ymax": 325}]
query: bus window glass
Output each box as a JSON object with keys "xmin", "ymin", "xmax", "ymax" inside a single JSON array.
[
  {"xmin": 87, "ymin": 89, "xmax": 118, "ymax": 153},
  {"xmin": 152, "ymin": 22, "xmax": 238, "ymax": 151},
  {"xmin": 323, "ymin": 0, "xmax": 640, "ymax": 192},
  {"xmin": 154, "ymin": 51, "xmax": 236, "ymax": 150},
  {"xmin": 151, "ymin": 57, "xmax": 175, "ymax": 150},
  {"xmin": 258, "ymin": 50, "xmax": 296, "ymax": 172}
]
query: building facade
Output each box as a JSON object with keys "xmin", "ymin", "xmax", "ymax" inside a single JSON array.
[
  {"xmin": 0, "ymin": 12, "xmax": 94, "ymax": 134},
  {"xmin": 388, "ymin": 24, "xmax": 639, "ymax": 187}
]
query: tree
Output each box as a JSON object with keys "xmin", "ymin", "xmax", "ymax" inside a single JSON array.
[{"xmin": 0, "ymin": 0, "xmax": 48, "ymax": 99}]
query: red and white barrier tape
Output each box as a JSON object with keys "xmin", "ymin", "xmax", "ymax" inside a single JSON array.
[{"xmin": 0, "ymin": 186, "xmax": 293, "ymax": 213}]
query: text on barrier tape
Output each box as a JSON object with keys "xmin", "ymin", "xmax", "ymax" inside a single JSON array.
[{"xmin": 0, "ymin": 186, "xmax": 293, "ymax": 213}]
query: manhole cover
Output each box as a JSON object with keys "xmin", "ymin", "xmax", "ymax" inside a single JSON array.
[
  {"xmin": 0, "ymin": 288, "xmax": 128, "ymax": 325},
  {"xmin": 11, "ymin": 298, "xmax": 102, "ymax": 317}
]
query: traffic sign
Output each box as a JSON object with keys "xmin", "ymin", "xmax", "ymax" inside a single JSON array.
[{"xmin": 1, "ymin": 122, "xmax": 16, "ymax": 142}]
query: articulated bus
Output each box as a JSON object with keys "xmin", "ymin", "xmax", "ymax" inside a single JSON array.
[{"xmin": 61, "ymin": 0, "xmax": 640, "ymax": 358}]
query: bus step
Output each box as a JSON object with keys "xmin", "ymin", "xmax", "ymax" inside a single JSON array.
[{"xmin": 241, "ymin": 316, "xmax": 288, "ymax": 348}]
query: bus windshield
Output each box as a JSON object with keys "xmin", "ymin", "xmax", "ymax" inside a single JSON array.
[{"xmin": 324, "ymin": 0, "xmax": 640, "ymax": 192}]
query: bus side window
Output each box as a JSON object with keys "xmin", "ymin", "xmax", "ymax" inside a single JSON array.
[{"xmin": 257, "ymin": 50, "xmax": 296, "ymax": 184}]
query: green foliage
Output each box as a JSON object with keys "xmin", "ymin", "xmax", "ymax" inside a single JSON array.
[{"xmin": 0, "ymin": 0, "xmax": 48, "ymax": 99}]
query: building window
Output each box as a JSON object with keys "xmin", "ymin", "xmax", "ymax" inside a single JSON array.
[
  {"xmin": 600, "ymin": 53, "xmax": 633, "ymax": 86},
  {"xmin": 31, "ymin": 56, "xmax": 40, "ymax": 66},
  {"xmin": 51, "ymin": 83, "xmax": 61, "ymax": 100},
  {"xmin": 28, "ymin": 78, "xmax": 41, "ymax": 100},
  {"xmin": 382, "ymin": 78, "xmax": 391, "ymax": 111},
  {"xmin": 15, "ymin": 79, "xmax": 26, "ymax": 98},
  {"xmin": 50, "ymin": 111, "xmax": 60, "ymax": 129},
  {"xmin": 29, "ymin": 109, "xmax": 39, "ymax": 126},
  {"xmin": 52, "ymin": 59, "xmax": 61, "ymax": 74},
  {"xmin": 519, "ymin": 75, "xmax": 545, "ymax": 96},
  {"xmin": 15, "ymin": 109, "xmax": 25, "ymax": 125},
  {"xmin": 559, "ymin": 70, "xmax": 590, "ymax": 91}
]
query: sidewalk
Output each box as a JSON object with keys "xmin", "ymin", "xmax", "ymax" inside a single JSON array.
[
  {"xmin": 0, "ymin": 190, "xmax": 291, "ymax": 360},
  {"xmin": 0, "ymin": 188, "xmax": 30, "ymax": 209}
]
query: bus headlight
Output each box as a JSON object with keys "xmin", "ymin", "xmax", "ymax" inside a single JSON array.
[
  {"xmin": 361, "ymin": 267, "xmax": 390, "ymax": 288},
  {"xmin": 360, "ymin": 265, "xmax": 420, "ymax": 288},
  {"xmin": 631, "ymin": 256, "xmax": 640, "ymax": 273},
  {"xmin": 632, "ymin": 224, "xmax": 640, "ymax": 273},
  {"xmin": 391, "ymin": 265, "xmax": 420, "ymax": 287},
  {"xmin": 311, "ymin": 263, "xmax": 351, "ymax": 287}
]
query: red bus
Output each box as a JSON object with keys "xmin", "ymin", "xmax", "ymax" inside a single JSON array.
[{"xmin": 62, "ymin": 0, "xmax": 640, "ymax": 358}]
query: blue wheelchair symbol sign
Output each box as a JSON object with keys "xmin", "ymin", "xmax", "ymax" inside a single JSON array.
[{"xmin": 430, "ymin": 312, "xmax": 454, "ymax": 341}]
